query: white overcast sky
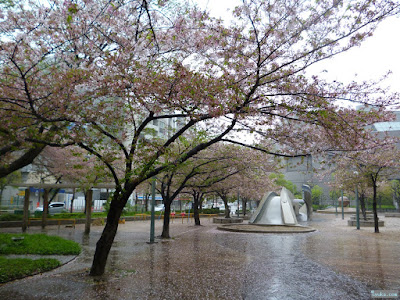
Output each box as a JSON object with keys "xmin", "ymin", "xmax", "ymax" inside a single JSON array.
[{"xmin": 194, "ymin": 1, "xmax": 400, "ymax": 95}]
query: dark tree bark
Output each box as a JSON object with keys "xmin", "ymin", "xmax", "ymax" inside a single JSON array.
[
  {"xmin": 224, "ymin": 200, "xmax": 230, "ymax": 218},
  {"xmin": 70, "ymin": 188, "xmax": 76, "ymax": 213},
  {"xmin": 242, "ymin": 198, "xmax": 247, "ymax": 216},
  {"xmin": 0, "ymin": 144, "xmax": 46, "ymax": 179},
  {"xmin": 215, "ymin": 191, "xmax": 231, "ymax": 218},
  {"xmin": 193, "ymin": 191, "xmax": 202, "ymax": 226},
  {"xmin": 85, "ymin": 190, "xmax": 93, "ymax": 234},
  {"xmin": 159, "ymin": 172, "xmax": 191, "ymax": 238},
  {"xmin": 22, "ymin": 188, "xmax": 30, "ymax": 233},
  {"xmin": 359, "ymin": 191, "xmax": 367, "ymax": 221},
  {"xmin": 371, "ymin": 174, "xmax": 379, "ymax": 233},
  {"xmin": 144, "ymin": 194, "xmax": 149, "ymax": 212},
  {"xmin": 161, "ymin": 199, "xmax": 172, "ymax": 238},
  {"xmin": 89, "ymin": 191, "xmax": 126, "ymax": 276},
  {"xmin": 41, "ymin": 189, "xmax": 49, "ymax": 229}
]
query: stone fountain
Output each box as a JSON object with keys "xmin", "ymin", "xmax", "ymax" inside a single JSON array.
[{"xmin": 218, "ymin": 187, "xmax": 315, "ymax": 233}]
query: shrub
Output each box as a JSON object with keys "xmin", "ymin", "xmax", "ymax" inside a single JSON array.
[
  {"xmin": 200, "ymin": 208, "xmax": 220, "ymax": 214},
  {"xmin": 0, "ymin": 214, "xmax": 23, "ymax": 221}
]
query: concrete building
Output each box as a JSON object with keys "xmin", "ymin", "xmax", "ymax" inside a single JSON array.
[{"xmin": 282, "ymin": 110, "xmax": 400, "ymax": 205}]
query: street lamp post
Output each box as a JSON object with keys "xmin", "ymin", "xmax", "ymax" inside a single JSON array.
[
  {"xmin": 149, "ymin": 177, "xmax": 156, "ymax": 243},
  {"xmin": 237, "ymin": 190, "xmax": 240, "ymax": 217},
  {"xmin": 356, "ymin": 185, "xmax": 360, "ymax": 230},
  {"xmin": 341, "ymin": 189, "xmax": 344, "ymax": 220},
  {"xmin": 353, "ymin": 171, "xmax": 360, "ymax": 230},
  {"xmin": 335, "ymin": 194, "xmax": 338, "ymax": 215}
]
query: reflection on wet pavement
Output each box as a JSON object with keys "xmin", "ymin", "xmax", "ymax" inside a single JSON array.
[
  {"xmin": 303, "ymin": 214, "xmax": 400, "ymax": 291},
  {"xmin": 0, "ymin": 214, "xmax": 399, "ymax": 299}
]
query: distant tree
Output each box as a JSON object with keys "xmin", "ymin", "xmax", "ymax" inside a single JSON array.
[
  {"xmin": 311, "ymin": 185, "xmax": 324, "ymax": 206},
  {"xmin": 135, "ymin": 181, "xmax": 152, "ymax": 213},
  {"xmin": 157, "ymin": 143, "xmax": 271, "ymax": 235},
  {"xmin": 269, "ymin": 173, "xmax": 301, "ymax": 198},
  {"xmin": 330, "ymin": 145, "xmax": 400, "ymax": 232},
  {"xmin": 33, "ymin": 146, "xmax": 111, "ymax": 232}
]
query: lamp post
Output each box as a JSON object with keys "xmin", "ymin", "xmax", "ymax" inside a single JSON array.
[
  {"xmin": 341, "ymin": 189, "xmax": 344, "ymax": 220},
  {"xmin": 149, "ymin": 177, "xmax": 156, "ymax": 243},
  {"xmin": 335, "ymin": 193, "xmax": 338, "ymax": 215},
  {"xmin": 237, "ymin": 190, "xmax": 240, "ymax": 217},
  {"xmin": 355, "ymin": 185, "xmax": 360, "ymax": 230},
  {"xmin": 354, "ymin": 171, "xmax": 360, "ymax": 230}
]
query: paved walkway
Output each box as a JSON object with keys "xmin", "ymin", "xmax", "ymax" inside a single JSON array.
[{"xmin": 0, "ymin": 214, "xmax": 399, "ymax": 299}]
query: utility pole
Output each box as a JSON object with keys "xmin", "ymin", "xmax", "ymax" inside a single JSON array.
[{"xmin": 149, "ymin": 177, "xmax": 156, "ymax": 243}]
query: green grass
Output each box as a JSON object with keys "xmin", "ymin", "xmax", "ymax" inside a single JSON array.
[
  {"xmin": 0, "ymin": 233, "xmax": 81, "ymax": 255},
  {"xmin": 0, "ymin": 256, "xmax": 61, "ymax": 283},
  {"xmin": 0, "ymin": 233, "xmax": 81, "ymax": 283}
]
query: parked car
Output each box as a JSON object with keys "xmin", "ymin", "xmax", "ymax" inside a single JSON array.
[
  {"xmin": 154, "ymin": 204, "xmax": 164, "ymax": 212},
  {"xmin": 35, "ymin": 202, "xmax": 66, "ymax": 215}
]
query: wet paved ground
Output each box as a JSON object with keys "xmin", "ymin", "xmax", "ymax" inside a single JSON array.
[{"xmin": 0, "ymin": 213, "xmax": 399, "ymax": 299}]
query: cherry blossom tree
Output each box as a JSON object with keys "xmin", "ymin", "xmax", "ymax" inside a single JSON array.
[
  {"xmin": 157, "ymin": 143, "xmax": 258, "ymax": 235},
  {"xmin": 32, "ymin": 146, "xmax": 112, "ymax": 231},
  {"xmin": 329, "ymin": 144, "xmax": 400, "ymax": 232},
  {"xmin": 1, "ymin": 0, "xmax": 399, "ymax": 275},
  {"xmin": 135, "ymin": 181, "xmax": 153, "ymax": 212},
  {"xmin": 236, "ymin": 167, "xmax": 277, "ymax": 216},
  {"xmin": 329, "ymin": 162, "xmax": 372, "ymax": 219},
  {"xmin": 183, "ymin": 144, "xmax": 260, "ymax": 224}
]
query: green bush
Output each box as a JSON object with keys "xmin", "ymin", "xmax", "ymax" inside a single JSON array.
[
  {"xmin": 200, "ymin": 208, "xmax": 220, "ymax": 214},
  {"xmin": 312, "ymin": 204, "xmax": 329, "ymax": 211},
  {"xmin": 171, "ymin": 208, "xmax": 220, "ymax": 214},
  {"xmin": 377, "ymin": 205, "xmax": 397, "ymax": 210},
  {"xmin": 0, "ymin": 214, "xmax": 23, "ymax": 221}
]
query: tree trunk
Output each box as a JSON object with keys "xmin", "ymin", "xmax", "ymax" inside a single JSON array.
[
  {"xmin": 22, "ymin": 188, "xmax": 30, "ymax": 232},
  {"xmin": 42, "ymin": 189, "xmax": 49, "ymax": 229},
  {"xmin": 359, "ymin": 192, "xmax": 367, "ymax": 221},
  {"xmin": 145, "ymin": 194, "xmax": 149, "ymax": 212},
  {"xmin": 193, "ymin": 194, "xmax": 201, "ymax": 226},
  {"xmin": 161, "ymin": 199, "xmax": 171, "ymax": 238},
  {"xmin": 90, "ymin": 193, "xmax": 125, "ymax": 276},
  {"xmin": 85, "ymin": 190, "xmax": 93, "ymax": 235},
  {"xmin": 223, "ymin": 198, "xmax": 230, "ymax": 218},
  {"xmin": 243, "ymin": 199, "xmax": 247, "ymax": 216},
  {"xmin": 70, "ymin": 188, "xmax": 75, "ymax": 213},
  {"xmin": 372, "ymin": 180, "xmax": 379, "ymax": 233}
]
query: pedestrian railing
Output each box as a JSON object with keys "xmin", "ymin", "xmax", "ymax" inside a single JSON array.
[{"xmin": 28, "ymin": 218, "xmax": 76, "ymax": 228}]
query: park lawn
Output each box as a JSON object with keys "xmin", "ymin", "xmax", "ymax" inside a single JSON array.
[
  {"xmin": 0, "ymin": 233, "xmax": 81, "ymax": 255},
  {"xmin": 0, "ymin": 233, "xmax": 81, "ymax": 283},
  {"xmin": 0, "ymin": 256, "xmax": 60, "ymax": 283}
]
